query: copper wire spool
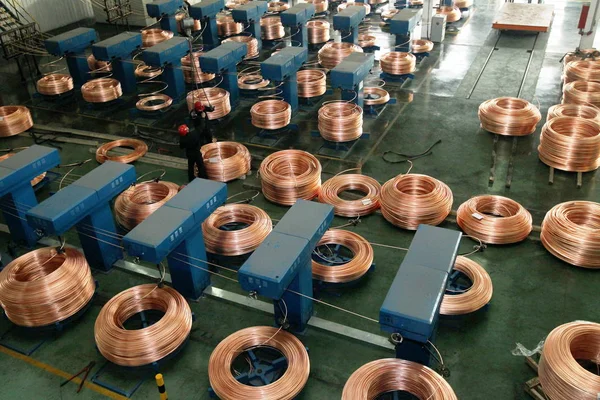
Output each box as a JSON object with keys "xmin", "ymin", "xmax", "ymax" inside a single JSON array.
[
  {"xmin": 36, "ymin": 74, "xmax": 74, "ymax": 95},
  {"xmin": 136, "ymin": 94, "xmax": 173, "ymax": 112},
  {"xmin": 87, "ymin": 54, "xmax": 112, "ymax": 72},
  {"xmin": 95, "ymin": 284, "xmax": 192, "ymax": 367},
  {"xmin": 238, "ymin": 74, "xmax": 270, "ymax": 90},
  {"xmin": 141, "ymin": 28, "xmax": 174, "ymax": 48},
  {"xmin": 478, "ymin": 97, "xmax": 542, "ymax": 136},
  {"xmin": 337, "ymin": 2, "xmax": 371, "ymax": 14},
  {"xmin": 223, "ymin": 36, "xmax": 259, "ymax": 58},
  {"xmin": 358, "ymin": 33, "xmax": 377, "ymax": 48},
  {"xmin": 175, "ymin": 12, "xmax": 201, "ymax": 33},
  {"xmin": 0, "ymin": 152, "xmax": 45, "ymax": 185},
  {"xmin": 96, "ymin": 139, "xmax": 148, "ymax": 164},
  {"xmin": 0, "ymin": 247, "xmax": 95, "ymax": 328},
  {"xmin": 200, "ymin": 141, "xmax": 251, "ymax": 182},
  {"xmin": 217, "ymin": 15, "xmax": 244, "ymax": 36},
  {"xmin": 226, "ymin": 0, "xmax": 249, "ymax": 9},
  {"xmin": 134, "ymin": 64, "xmax": 163, "ymax": 79},
  {"xmin": 261, "ymin": 16, "xmax": 285, "ymax": 40},
  {"xmin": 380, "ymin": 51, "xmax": 416, "ymax": 75},
  {"xmin": 318, "ymin": 173, "xmax": 380, "ymax": 216},
  {"xmin": 410, "ymin": 0, "xmax": 423, "ymax": 5},
  {"xmin": 411, "ymin": 39, "xmax": 434, "ymax": 54},
  {"xmin": 318, "ymin": 42, "xmax": 363, "ymax": 69},
  {"xmin": 440, "ymin": 256, "xmax": 493, "ymax": 316},
  {"xmin": 114, "ymin": 181, "xmax": 180, "ymax": 230},
  {"xmin": 186, "ymin": 88, "xmax": 231, "ymax": 120},
  {"xmin": 312, "ymin": 229, "xmax": 373, "ymax": 282},
  {"xmin": 381, "ymin": 8, "xmax": 399, "ymax": 21},
  {"xmin": 436, "ymin": 6, "xmax": 461, "ymax": 22},
  {"xmin": 307, "ymin": 0, "xmax": 329, "ymax": 13},
  {"xmin": 268, "ymin": 1, "xmax": 290, "ymax": 12},
  {"xmin": 563, "ymin": 80, "xmax": 600, "ymax": 107},
  {"xmin": 318, "ymin": 102, "xmax": 363, "ymax": 142},
  {"xmin": 298, "ymin": 69, "xmax": 327, "ymax": 97},
  {"xmin": 539, "ymin": 321, "xmax": 600, "ymax": 399},
  {"xmin": 363, "ymin": 87, "xmax": 390, "ymax": 106},
  {"xmin": 259, "ymin": 149, "xmax": 322, "ymax": 205},
  {"xmin": 563, "ymin": 48, "xmax": 598, "ymax": 67},
  {"xmin": 202, "ymin": 204, "xmax": 272, "ymax": 255},
  {"xmin": 540, "ymin": 201, "xmax": 600, "ymax": 268},
  {"xmin": 307, "ymin": 20, "xmax": 330, "ymax": 44},
  {"xmin": 564, "ymin": 60, "xmax": 600, "ymax": 83},
  {"xmin": 81, "ymin": 78, "xmax": 123, "ymax": 103},
  {"xmin": 181, "ymin": 52, "xmax": 216, "ymax": 84},
  {"xmin": 456, "ymin": 195, "xmax": 532, "ymax": 244},
  {"xmin": 0, "ymin": 106, "xmax": 33, "ymax": 137},
  {"xmin": 454, "ymin": 0, "xmax": 472, "ymax": 8},
  {"xmin": 251, "ymin": 100, "xmax": 292, "ymax": 130},
  {"xmin": 547, "ymin": 103, "xmax": 600, "ymax": 123},
  {"xmin": 342, "ymin": 358, "xmax": 458, "ymax": 400}
]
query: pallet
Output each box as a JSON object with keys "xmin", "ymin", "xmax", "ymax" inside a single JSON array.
[
  {"xmin": 524, "ymin": 356, "xmax": 548, "ymax": 400},
  {"xmin": 492, "ymin": 3, "xmax": 554, "ymax": 32},
  {"xmin": 548, "ymin": 166, "xmax": 583, "ymax": 188}
]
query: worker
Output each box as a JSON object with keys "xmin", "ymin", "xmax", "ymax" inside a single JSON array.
[{"xmin": 178, "ymin": 101, "xmax": 214, "ymax": 182}]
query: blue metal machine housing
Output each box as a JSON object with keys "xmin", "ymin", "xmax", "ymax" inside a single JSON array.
[
  {"xmin": 200, "ymin": 41, "xmax": 247, "ymax": 107},
  {"xmin": 146, "ymin": 0, "xmax": 184, "ymax": 33},
  {"xmin": 280, "ymin": 3, "xmax": 315, "ymax": 48},
  {"xmin": 330, "ymin": 52, "xmax": 374, "ymax": 108},
  {"xmin": 390, "ymin": 8, "xmax": 423, "ymax": 52},
  {"xmin": 232, "ymin": 1, "xmax": 267, "ymax": 52},
  {"xmin": 261, "ymin": 47, "xmax": 307, "ymax": 115},
  {"xmin": 189, "ymin": 0, "xmax": 225, "ymax": 48},
  {"xmin": 44, "ymin": 27, "xmax": 98, "ymax": 87},
  {"xmin": 92, "ymin": 32, "xmax": 142, "ymax": 95},
  {"xmin": 142, "ymin": 36, "xmax": 189, "ymax": 100},
  {"xmin": 333, "ymin": 6, "xmax": 366, "ymax": 44}
]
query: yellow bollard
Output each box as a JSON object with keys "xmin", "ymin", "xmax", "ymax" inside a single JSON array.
[{"xmin": 155, "ymin": 373, "xmax": 168, "ymax": 400}]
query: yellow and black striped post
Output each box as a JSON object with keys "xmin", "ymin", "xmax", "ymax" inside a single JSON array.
[{"xmin": 155, "ymin": 373, "xmax": 168, "ymax": 400}]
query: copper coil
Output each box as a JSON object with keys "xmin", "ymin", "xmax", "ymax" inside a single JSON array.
[
  {"xmin": 136, "ymin": 94, "xmax": 173, "ymax": 112},
  {"xmin": 181, "ymin": 52, "xmax": 216, "ymax": 84},
  {"xmin": 546, "ymin": 103, "xmax": 600, "ymax": 123},
  {"xmin": 307, "ymin": 20, "xmax": 330, "ymax": 44},
  {"xmin": 0, "ymin": 247, "xmax": 95, "ymax": 328},
  {"xmin": 217, "ymin": 15, "xmax": 244, "ymax": 36},
  {"xmin": 410, "ymin": 0, "xmax": 423, "ymax": 5},
  {"xmin": 261, "ymin": 16, "xmax": 285, "ymax": 40},
  {"xmin": 141, "ymin": 28, "xmax": 174, "ymax": 48},
  {"xmin": 223, "ymin": 35, "xmax": 259, "ymax": 58},
  {"xmin": 0, "ymin": 152, "xmax": 45, "ymax": 185},
  {"xmin": 381, "ymin": 8, "xmax": 398, "ymax": 21},
  {"xmin": 440, "ymin": 256, "xmax": 493, "ymax": 315},
  {"xmin": 539, "ymin": 321, "xmax": 600, "ymax": 400},
  {"xmin": 412, "ymin": 39, "xmax": 434, "ymax": 54},
  {"xmin": 538, "ymin": 116, "xmax": 600, "ymax": 172},
  {"xmin": 540, "ymin": 201, "xmax": 600, "ymax": 268},
  {"xmin": 563, "ymin": 80, "xmax": 600, "ymax": 107},
  {"xmin": 563, "ymin": 48, "xmax": 599, "ymax": 67},
  {"xmin": 0, "ymin": 106, "xmax": 33, "ymax": 137},
  {"xmin": 114, "ymin": 181, "xmax": 180, "ymax": 230},
  {"xmin": 367, "ymin": 0, "xmax": 386, "ymax": 4},
  {"xmin": 437, "ymin": 6, "xmax": 461, "ymax": 22},
  {"xmin": 251, "ymin": 100, "xmax": 292, "ymax": 130},
  {"xmin": 202, "ymin": 204, "xmax": 272, "ymax": 255},
  {"xmin": 358, "ymin": 33, "xmax": 377, "ymax": 48},
  {"xmin": 186, "ymin": 88, "xmax": 231, "ymax": 120},
  {"xmin": 456, "ymin": 195, "xmax": 532, "ymax": 244},
  {"xmin": 81, "ymin": 78, "xmax": 123, "ymax": 103},
  {"xmin": 312, "ymin": 229, "xmax": 373, "ymax": 282},
  {"xmin": 36, "ymin": 73, "xmax": 74, "ymax": 95},
  {"xmin": 268, "ymin": 1, "xmax": 290, "ymax": 12},
  {"xmin": 564, "ymin": 60, "xmax": 600, "ymax": 83},
  {"xmin": 175, "ymin": 12, "xmax": 201, "ymax": 33},
  {"xmin": 259, "ymin": 149, "xmax": 322, "ymax": 205},
  {"xmin": 318, "ymin": 173, "xmax": 380, "ymax": 216},
  {"xmin": 134, "ymin": 63, "xmax": 163, "ymax": 79},
  {"xmin": 200, "ymin": 141, "xmax": 251, "ymax": 182},
  {"xmin": 342, "ymin": 358, "xmax": 458, "ymax": 400},
  {"xmin": 307, "ymin": 0, "xmax": 329, "ymax": 13},
  {"xmin": 318, "ymin": 42, "xmax": 363, "ymax": 69},
  {"xmin": 363, "ymin": 87, "xmax": 389, "ymax": 106},
  {"xmin": 478, "ymin": 97, "xmax": 542, "ymax": 136},
  {"xmin": 226, "ymin": 0, "xmax": 249, "ymax": 9},
  {"xmin": 380, "ymin": 51, "xmax": 416, "ymax": 75},
  {"xmin": 318, "ymin": 102, "xmax": 363, "ymax": 142},
  {"xmin": 337, "ymin": 2, "xmax": 371, "ymax": 14},
  {"xmin": 94, "ymin": 284, "xmax": 192, "ymax": 367},
  {"xmin": 87, "ymin": 54, "xmax": 112, "ymax": 72},
  {"xmin": 96, "ymin": 139, "xmax": 148, "ymax": 164},
  {"xmin": 298, "ymin": 69, "xmax": 327, "ymax": 97},
  {"xmin": 238, "ymin": 74, "xmax": 270, "ymax": 90},
  {"xmin": 454, "ymin": 0, "xmax": 472, "ymax": 8}
]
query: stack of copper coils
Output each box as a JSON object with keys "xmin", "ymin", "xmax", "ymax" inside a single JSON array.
[
  {"xmin": 337, "ymin": 2, "xmax": 371, "ymax": 14},
  {"xmin": 223, "ymin": 35, "xmax": 259, "ymax": 58},
  {"xmin": 456, "ymin": 195, "xmax": 532, "ymax": 244},
  {"xmin": 0, "ymin": 106, "xmax": 33, "ymax": 137},
  {"xmin": 181, "ymin": 52, "xmax": 216, "ymax": 84},
  {"xmin": 261, "ymin": 16, "xmax": 285, "ymax": 40},
  {"xmin": 186, "ymin": 88, "xmax": 232, "ymax": 120},
  {"xmin": 114, "ymin": 181, "xmax": 180, "ymax": 231},
  {"xmin": 563, "ymin": 60, "xmax": 600, "ymax": 83},
  {"xmin": 95, "ymin": 284, "xmax": 192, "ymax": 367},
  {"xmin": 251, "ymin": 100, "xmax": 292, "ymax": 130},
  {"xmin": 478, "ymin": 97, "xmax": 542, "ymax": 136},
  {"xmin": 563, "ymin": 48, "xmax": 599, "ymax": 67},
  {"xmin": 217, "ymin": 14, "xmax": 243, "ymax": 36},
  {"xmin": 307, "ymin": 20, "xmax": 330, "ymax": 44},
  {"xmin": 0, "ymin": 152, "xmax": 45, "ymax": 185},
  {"xmin": 358, "ymin": 33, "xmax": 377, "ymax": 48},
  {"xmin": 312, "ymin": 229, "xmax": 373, "ymax": 282},
  {"xmin": 380, "ymin": 51, "xmax": 416, "ymax": 75},
  {"xmin": 318, "ymin": 42, "xmax": 363, "ymax": 69},
  {"xmin": 307, "ymin": 0, "xmax": 329, "ymax": 13},
  {"xmin": 259, "ymin": 149, "xmax": 322, "ymax": 205},
  {"xmin": 411, "ymin": 39, "xmax": 434, "ymax": 54},
  {"xmin": 200, "ymin": 141, "xmax": 251, "ymax": 181},
  {"xmin": 141, "ymin": 29, "xmax": 174, "ymax": 48},
  {"xmin": 87, "ymin": 54, "xmax": 112, "ymax": 72},
  {"xmin": 318, "ymin": 101, "xmax": 363, "ymax": 142},
  {"xmin": 81, "ymin": 78, "xmax": 123, "ymax": 103},
  {"xmin": 342, "ymin": 358, "xmax": 457, "ymax": 400},
  {"xmin": 0, "ymin": 247, "xmax": 95, "ymax": 327},
  {"xmin": 175, "ymin": 12, "xmax": 201, "ymax": 33},
  {"xmin": 436, "ymin": 6, "xmax": 461, "ymax": 22},
  {"xmin": 298, "ymin": 69, "xmax": 327, "ymax": 97},
  {"xmin": 546, "ymin": 103, "xmax": 600, "ymax": 123},
  {"xmin": 541, "ymin": 201, "xmax": 600, "ymax": 268},
  {"xmin": 440, "ymin": 256, "xmax": 493, "ymax": 315},
  {"xmin": 96, "ymin": 139, "xmax": 148, "ymax": 163},
  {"xmin": 203, "ymin": 204, "xmax": 272, "ymax": 255},
  {"xmin": 381, "ymin": 8, "xmax": 399, "ymax": 21},
  {"xmin": 268, "ymin": 1, "xmax": 290, "ymax": 12},
  {"xmin": 36, "ymin": 74, "xmax": 74, "ymax": 96},
  {"xmin": 363, "ymin": 87, "xmax": 390, "ymax": 106},
  {"xmin": 539, "ymin": 321, "xmax": 600, "ymax": 399},
  {"xmin": 238, "ymin": 69, "xmax": 270, "ymax": 90},
  {"xmin": 319, "ymin": 173, "xmax": 380, "ymax": 216},
  {"xmin": 563, "ymin": 80, "xmax": 600, "ymax": 107}
]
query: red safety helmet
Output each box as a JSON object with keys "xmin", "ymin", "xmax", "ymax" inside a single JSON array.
[
  {"xmin": 178, "ymin": 124, "xmax": 189, "ymax": 137},
  {"xmin": 194, "ymin": 101, "xmax": 205, "ymax": 112}
]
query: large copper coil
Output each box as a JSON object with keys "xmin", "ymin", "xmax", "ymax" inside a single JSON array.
[
  {"xmin": 318, "ymin": 102, "xmax": 363, "ymax": 142},
  {"xmin": 410, "ymin": 0, "xmax": 424, "ymax": 5},
  {"xmin": 238, "ymin": 73, "xmax": 270, "ymax": 90},
  {"xmin": 541, "ymin": 201, "xmax": 600, "ymax": 269},
  {"xmin": 436, "ymin": 6, "xmax": 461, "ymax": 22},
  {"xmin": 87, "ymin": 54, "xmax": 112, "ymax": 72},
  {"xmin": 202, "ymin": 204, "xmax": 272, "ymax": 255},
  {"xmin": 318, "ymin": 42, "xmax": 363, "ymax": 69},
  {"xmin": 363, "ymin": 87, "xmax": 390, "ymax": 106},
  {"xmin": 307, "ymin": 0, "xmax": 329, "ymax": 13},
  {"xmin": 312, "ymin": 229, "xmax": 373, "ymax": 282},
  {"xmin": 563, "ymin": 80, "xmax": 600, "ymax": 107},
  {"xmin": 96, "ymin": 139, "xmax": 148, "ymax": 164},
  {"xmin": 181, "ymin": 52, "xmax": 216, "ymax": 84},
  {"xmin": 175, "ymin": 12, "xmax": 201, "ymax": 33},
  {"xmin": 217, "ymin": 14, "xmax": 244, "ymax": 36},
  {"xmin": 261, "ymin": 16, "xmax": 285, "ymax": 40},
  {"xmin": 564, "ymin": 60, "xmax": 600, "ymax": 83},
  {"xmin": 456, "ymin": 195, "xmax": 532, "ymax": 244},
  {"xmin": 478, "ymin": 97, "xmax": 542, "ymax": 136},
  {"xmin": 539, "ymin": 321, "xmax": 600, "ymax": 399},
  {"xmin": 411, "ymin": 39, "xmax": 434, "ymax": 54},
  {"xmin": 136, "ymin": 94, "xmax": 173, "ymax": 112},
  {"xmin": 226, "ymin": 0, "xmax": 249, "ymax": 9},
  {"xmin": 81, "ymin": 78, "xmax": 123, "ymax": 103},
  {"xmin": 563, "ymin": 48, "xmax": 599, "ymax": 67},
  {"xmin": 454, "ymin": 0, "xmax": 472, "ymax": 8},
  {"xmin": 0, "ymin": 106, "xmax": 33, "ymax": 137},
  {"xmin": 223, "ymin": 35, "xmax": 259, "ymax": 58},
  {"xmin": 0, "ymin": 152, "xmax": 45, "ymax": 185},
  {"xmin": 251, "ymin": 100, "xmax": 292, "ymax": 130},
  {"xmin": 381, "ymin": 8, "xmax": 399, "ymax": 21},
  {"xmin": 36, "ymin": 74, "xmax": 74, "ymax": 95},
  {"xmin": 94, "ymin": 284, "xmax": 192, "ymax": 367},
  {"xmin": 298, "ymin": 69, "xmax": 327, "ymax": 97},
  {"xmin": 337, "ymin": 2, "xmax": 371, "ymax": 14},
  {"xmin": 114, "ymin": 181, "xmax": 180, "ymax": 231},
  {"xmin": 135, "ymin": 64, "xmax": 163, "ymax": 79},
  {"xmin": 440, "ymin": 256, "xmax": 493, "ymax": 316},
  {"xmin": 259, "ymin": 149, "xmax": 322, "ymax": 205},
  {"xmin": 380, "ymin": 51, "xmax": 416, "ymax": 75},
  {"xmin": 318, "ymin": 173, "xmax": 380, "ymax": 216},
  {"xmin": 380, "ymin": 173, "xmax": 453, "ymax": 230},
  {"xmin": 547, "ymin": 103, "xmax": 600, "ymax": 123},
  {"xmin": 342, "ymin": 358, "xmax": 458, "ymax": 400},
  {"xmin": 200, "ymin": 141, "xmax": 251, "ymax": 182},
  {"xmin": 141, "ymin": 28, "xmax": 174, "ymax": 48},
  {"xmin": 307, "ymin": 20, "xmax": 330, "ymax": 44},
  {"xmin": 0, "ymin": 247, "xmax": 95, "ymax": 327},
  {"xmin": 186, "ymin": 88, "xmax": 231, "ymax": 120},
  {"xmin": 268, "ymin": 1, "xmax": 290, "ymax": 12},
  {"xmin": 358, "ymin": 33, "xmax": 377, "ymax": 48}
]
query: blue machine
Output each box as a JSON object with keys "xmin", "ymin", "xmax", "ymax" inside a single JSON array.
[
  {"xmin": 92, "ymin": 32, "xmax": 142, "ymax": 95},
  {"xmin": 146, "ymin": 0, "xmax": 184, "ymax": 34},
  {"xmin": 0, "ymin": 146, "xmax": 59, "ymax": 247},
  {"xmin": 232, "ymin": 1, "xmax": 267, "ymax": 52},
  {"xmin": 142, "ymin": 36, "xmax": 189, "ymax": 100},
  {"xmin": 123, "ymin": 178, "xmax": 227, "ymax": 300},
  {"xmin": 280, "ymin": 4, "xmax": 315, "ymax": 48},
  {"xmin": 189, "ymin": 0, "xmax": 225, "ymax": 48},
  {"xmin": 380, "ymin": 225, "xmax": 461, "ymax": 365},
  {"xmin": 333, "ymin": 6, "xmax": 366, "ymax": 44},
  {"xmin": 261, "ymin": 47, "xmax": 307, "ymax": 115},
  {"xmin": 390, "ymin": 8, "xmax": 423, "ymax": 52},
  {"xmin": 330, "ymin": 52, "xmax": 374, "ymax": 108},
  {"xmin": 44, "ymin": 27, "xmax": 98, "ymax": 87},
  {"xmin": 26, "ymin": 162, "xmax": 135, "ymax": 272},
  {"xmin": 239, "ymin": 200, "xmax": 334, "ymax": 333},
  {"xmin": 200, "ymin": 42, "xmax": 247, "ymax": 107}
]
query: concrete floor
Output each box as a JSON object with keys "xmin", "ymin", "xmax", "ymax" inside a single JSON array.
[{"xmin": 0, "ymin": 0, "xmax": 599, "ymax": 399}]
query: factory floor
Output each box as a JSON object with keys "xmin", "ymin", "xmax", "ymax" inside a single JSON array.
[{"xmin": 0, "ymin": 0, "xmax": 599, "ymax": 399}]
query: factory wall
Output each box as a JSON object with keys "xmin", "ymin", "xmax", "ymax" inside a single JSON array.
[{"xmin": 9, "ymin": 0, "xmax": 93, "ymax": 31}]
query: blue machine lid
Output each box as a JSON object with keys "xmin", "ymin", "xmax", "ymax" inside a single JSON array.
[
  {"xmin": 166, "ymin": 178, "xmax": 227, "ymax": 223},
  {"xmin": 72, "ymin": 161, "xmax": 136, "ymax": 204},
  {"xmin": 402, "ymin": 225, "xmax": 461, "ymax": 274},
  {"xmin": 272, "ymin": 200, "xmax": 333, "ymax": 250}
]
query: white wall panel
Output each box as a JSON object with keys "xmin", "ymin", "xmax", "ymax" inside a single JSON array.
[{"xmin": 11, "ymin": 0, "xmax": 93, "ymax": 31}]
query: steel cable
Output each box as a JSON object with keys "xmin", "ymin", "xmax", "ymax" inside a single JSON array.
[
  {"xmin": 96, "ymin": 139, "xmax": 148, "ymax": 164},
  {"xmin": 478, "ymin": 97, "xmax": 542, "ymax": 136},
  {"xmin": 440, "ymin": 256, "xmax": 493, "ymax": 316},
  {"xmin": 312, "ymin": 229, "xmax": 373, "ymax": 282},
  {"xmin": 250, "ymin": 99, "xmax": 292, "ymax": 130},
  {"xmin": 114, "ymin": 181, "xmax": 180, "ymax": 231},
  {"xmin": 318, "ymin": 173, "xmax": 380, "ymax": 216},
  {"xmin": 0, "ymin": 106, "xmax": 33, "ymax": 137},
  {"xmin": 200, "ymin": 141, "xmax": 251, "ymax": 182},
  {"xmin": 318, "ymin": 101, "xmax": 363, "ymax": 142}
]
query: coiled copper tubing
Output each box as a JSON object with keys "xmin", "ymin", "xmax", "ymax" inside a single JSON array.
[
  {"xmin": 261, "ymin": 16, "xmax": 285, "ymax": 40},
  {"xmin": 96, "ymin": 139, "xmax": 148, "ymax": 164},
  {"xmin": 298, "ymin": 69, "xmax": 327, "ymax": 97},
  {"xmin": 238, "ymin": 74, "xmax": 271, "ymax": 90},
  {"xmin": 0, "ymin": 152, "xmax": 45, "ymax": 185},
  {"xmin": 141, "ymin": 28, "xmax": 174, "ymax": 48},
  {"xmin": 268, "ymin": 1, "xmax": 290, "ymax": 12},
  {"xmin": 337, "ymin": 2, "xmax": 371, "ymax": 14},
  {"xmin": 454, "ymin": 0, "xmax": 472, "ymax": 8},
  {"xmin": 564, "ymin": 60, "xmax": 600, "ymax": 83},
  {"xmin": 87, "ymin": 54, "xmax": 112, "ymax": 72},
  {"xmin": 181, "ymin": 52, "xmax": 216, "ymax": 84},
  {"xmin": 81, "ymin": 78, "xmax": 123, "ymax": 103},
  {"xmin": 411, "ymin": 39, "xmax": 434, "ymax": 54},
  {"xmin": 436, "ymin": 6, "xmax": 461, "ymax": 22},
  {"xmin": 251, "ymin": 100, "xmax": 292, "ymax": 130},
  {"xmin": 546, "ymin": 103, "xmax": 600, "ymax": 123},
  {"xmin": 440, "ymin": 256, "xmax": 493, "ymax": 316},
  {"xmin": 186, "ymin": 88, "xmax": 231, "ymax": 120},
  {"xmin": 114, "ymin": 181, "xmax": 180, "ymax": 231},
  {"xmin": 363, "ymin": 87, "xmax": 390, "ymax": 106},
  {"xmin": 358, "ymin": 34, "xmax": 377, "ymax": 48},
  {"xmin": 318, "ymin": 101, "xmax": 363, "ymax": 142},
  {"xmin": 200, "ymin": 141, "xmax": 251, "ymax": 182},
  {"xmin": 134, "ymin": 64, "xmax": 163, "ymax": 79},
  {"xmin": 136, "ymin": 94, "xmax": 173, "ymax": 112},
  {"xmin": 307, "ymin": 20, "xmax": 330, "ymax": 44},
  {"xmin": 318, "ymin": 173, "xmax": 380, "ymax": 216},
  {"xmin": 563, "ymin": 80, "xmax": 600, "ymax": 107},
  {"xmin": 36, "ymin": 74, "xmax": 74, "ymax": 95},
  {"xmin": 217, "ymin": 14, "xmax": 244, "ymax": 36},
  {"xmin": 307, "ymin": 0, "xmax": 329, "ymax": 13},
  {"xmin": 318, "ymin": 42, "xmax": 363, "ymax": 69},
  {"xmin": 478, "ymin": 97, "xmax": 542, "ymax": 136},
  {"xmin": 563, "ymin": 48, "xmax": 599, "ymax": 67},
  {"xmin": 312, "ymin": 229, "xmax": 374, "ymax": 282},
  {"xmin": 0, "ymin": 106, "xmax": 33, "ymax": 137},
  {"xmin": 223, "ymin": 35, "xmax": 259, "ymax": 58},
  {"xmin": 226, "ymin": 0, "xmax": 249, "ymax": 9},
  {"xmin": 379, "ymin": 51, "xmax": 416, "ymax": 75}
]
